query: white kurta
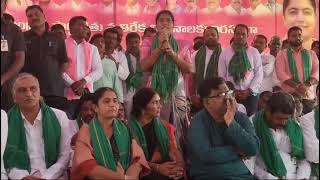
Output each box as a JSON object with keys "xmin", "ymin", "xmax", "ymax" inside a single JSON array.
[
  {"xmin": 8, "ymin": 108, "xmax": 71, "ymax": 180},
  {"xmin": 1, "ymin": 110, "xmax": 8, "ymax": 180},
  {"xmin": 254, "ymin": 128, "xmax": 311, "ymax": 179},
  {"xmin": 299, "ymin": 110, "xmax": 319, "ymax": 164}
]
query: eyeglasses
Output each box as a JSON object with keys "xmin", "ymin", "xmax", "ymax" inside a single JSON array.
[{"xmin": 207, "ymin": 90, "xmax": 234, "ymax": 99}]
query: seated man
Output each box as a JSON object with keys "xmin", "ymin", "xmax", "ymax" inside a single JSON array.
[
  {"xmin": 300, "ymin": 85, "xmax": 319, "ymax": 179},
  {"xmin": 3, "ymin": 73, "xmax": 71, "ymax": 179},
  {"xmin": 188, "ymin": 77, "xmax": 260, "ymax": 179},
  {"xmin": 253, "ymin": 92, "xmax": 311, "ymax": 179}
]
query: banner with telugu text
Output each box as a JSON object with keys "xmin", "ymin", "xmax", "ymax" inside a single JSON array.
[{"xmin": 5, "ymin": 0, "xmax": 319, "ymax": 50}]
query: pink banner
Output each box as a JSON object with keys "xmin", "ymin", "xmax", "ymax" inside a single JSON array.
[{"xmin": 6, "ymin": 0, "xmax": 319, "ymax": 49}]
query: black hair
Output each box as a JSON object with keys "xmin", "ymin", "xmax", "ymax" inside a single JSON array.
[
  {"xmin": 254, "ymin": 34, "xmax": 268, "ymax": 44},
  {"xmin": 193, "ymin": 36, "xmax": 203, "ymax": 42},
  {"xmin": 225, "ymin": 81, "xmax": 235, "ymax": 91},
  {"xmin": 143, "ymin": 27, "xmax": 157, "ymax": 36},
  {"xmin": 287, "ymin": 26, "xmax": 302, "ymax": 37},
  {"xmin": 69, "ymin": 16, "xmax": 86, "ymax": 29},
  {"xmin": 3, "ymin": 13, "xmax": 14, "ymax": 22},
  {"xmin": 266, "ymin": 92, "xmax": 296, "ymax": 114},
  {"xmin": 198, "ymin": 77, "xmax": 225, "ymax": 102},
  {"xmin": 103, "ymin": 27, "xmax": 119, "ymax": 40},
  {"xmin": 259, "ymin": 91, "xmax": 272, "ymax": 99},
  {"xmin": 155, "ymin": 10, "xmax": 175, "ymax": 24},
  {"xmin": 92, "ymin": 87, "xmax": 117, "ymax": 105},
  {"xmin": 234, "ymin": 24, "xmax": 249, "ymax": 35},
  {"xmin": 26, "ymin": 5, "xmax": 44, "ymax": 14},
  {"xmin": 50, "ymin": 23, "xmax": 65, "ymax": 32},
  {"xmin": 203, "ymin": 26, "xmax": 219, "ymax": 37},
  {"xmin": 131, "ymin": 88, "xmax": 158, "ymax": 118},
  {"xmin": 89, "ymin": 33, "xmax": 104, "ymax": 44},
  {"xmin": 126, "ymin": 32, "xmax": 140, "ymax": 42},
  {"xmin": 311, "ymin": 41, "xmax": 319, "ymax": 49},
  {"xmin": 283, "ymin": 0, "xmax": 316, "ymax": 14},
  {"xmin": 75, "ymin": 93, "xmax": 94, "ymax": 115}
]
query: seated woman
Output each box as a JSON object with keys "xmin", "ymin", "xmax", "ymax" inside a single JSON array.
[
  {"xmin": 128, "ymin": 88, "xmax": 185, "ymax": 180},
  {"xmin": 71, "ymin": 87, "xmax": 149, "ymax": 179}
]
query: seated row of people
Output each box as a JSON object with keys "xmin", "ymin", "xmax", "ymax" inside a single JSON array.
[{"xmin": 1, "ymin": 73, "xmax": 319, "ymax": 180}]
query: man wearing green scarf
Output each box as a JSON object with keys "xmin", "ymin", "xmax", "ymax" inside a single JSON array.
[
  {"xmin": 300, "ymin": 85, "xmax": 319, "ymax": 179},
  {"xmin": 124, "ymin": 32, "xmax": 144, "ymax": 118},
  {"xmin": 253, "ymin": 92, "xmax": 311, "ymax": 179},
  {"xmin": 218, "ymin": 24, "xmax": 263, "ymax": 116},
  {"xmin": 275, "ymin": 26, "xmax": 319, "ymax": 101},
  {"xmin": 3, "ymin": 73, "xmax": 71, "ymax": 180},
  {"xmin": 190, "ymin": 26, "xmax": 222, "ymax": 111},
  {"xmin": 188, "ymin": 77, "xmax": 260, "ymax": 179}
]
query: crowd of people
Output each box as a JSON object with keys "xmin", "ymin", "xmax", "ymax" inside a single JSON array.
[{"xmin": 1, "ymin": 0, "xmax": 319, "ymax": 179}]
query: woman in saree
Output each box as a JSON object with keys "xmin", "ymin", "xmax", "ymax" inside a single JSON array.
[
  {"xmin": 71, "ymin": 87, "xmax": 150, "ymax": 179},
  {"xmin": 128, "ymin": 87, "xmax": 185, "ymax": 180},
  {"xmin": 140, "ymin": 9, "xmax": 192, "ymax": 162}
]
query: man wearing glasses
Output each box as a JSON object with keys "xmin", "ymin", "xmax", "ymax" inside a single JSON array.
[{"xmin": 187, "ymin": 77, "xmax": 260, "ymax": 179}]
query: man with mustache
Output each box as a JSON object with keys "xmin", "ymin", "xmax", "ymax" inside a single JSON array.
[
  {"xmin": 253, "ymin": 91, "xmax": 311, "ymax": 179},
  {"xmin": 22, "ymin": 5, "xmax": 69, "ymax": 112},
  {"xmin": 275, "ymin": 26, "xmax": 319, "ymax": 101},
  {"xmin": 3, "ymin": 73, "xmax": 71, "ymax": 179},
  {"xmin": 190, "ymin": 27, "xmax": 222, "ymax": 111},
  {"xmin": 188, "ymin": 77, "xmax": 259, "ymax": 179},
  {"xmin": 124, "ymin": 32, "xmax": 144, "ymax": 118}
]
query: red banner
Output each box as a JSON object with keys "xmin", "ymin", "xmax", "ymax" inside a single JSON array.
[{"xmin": 6, "ymin": 0, "xmax": 319, "ymax": 49}]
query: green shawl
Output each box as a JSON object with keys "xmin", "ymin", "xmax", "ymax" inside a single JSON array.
[
  {"xmin": 312, "ymin": 107, "xmax": 319, "ymax": 178},
  {"xmin": 128, "ymin": 116, "xmax": 170, "ymax": 161},
  {"xmin": 4, "ymin": 102, "xmax": 61, "ymax": 172},
  {"xmin": 125, "ymin": 52, "xmax": 143, "ymax": 90},
  {"xmin": 195, "ymin": 44, "xmax": 222, "ymax": 90},
  {"xmin": 228, "ymin": 44, "xmax": 252, "ymax": 83},
  {"xmin": 151, "ymin": 35, "xmax": 179, "ymax": 102},
  {"xmin": 89, "ymin": 117, "xmax": 131, "ymax": 172},
  {"xmin": 253, "ymin": 110, "xmax": 305, "ymax": 178},
  {"xmin": 287, "ymin": 48, "xmax": 311, "ymax": 83}
]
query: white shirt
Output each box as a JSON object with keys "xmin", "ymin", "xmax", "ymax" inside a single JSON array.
[
  {"xmin": 8, "ymin": 108, "xmax": 71, "ymax": 180},
  {"xmin": 265, "ymin": 2, "xmax": 283, "ymax": 14},
  {"xmin": 224, "ymin": 4, "xmax": 247, "ymax": 15},
  {"xmin": 111, "ymin": 50, "xmax": 130, "ymax": 81},
  {"xmin": 300, "ymin": 110, "xmax": 319, "ymax": 164},
  {"xmin": 143, "ymin": 4, "xmax": 161, "ymax": 15},
  {"xmin": 260, "ymin": 53, "xmax": 276, "ymax": 92},
  {"xmin": 254, "ymin": 128, "xmax": 311, "ymax": 179},
  {"xmin": 63, "ymin": 39, "xmax": 103, "ymax": 98},
  {"xmin": 218, "ymin": 46, "xmax": 263, "ymax": 93},
  {"xmin": 200, "ymin": 6, "xmax": 222, "ymax": 14},
  {"xmin": 247, "ymin": 3, "xmax": 271, "ymax": 16},
  {"xmin": 96, "ymin": 2, "xmax": 113, "ymax": 14},
  {"xmin": 191, "ymin": 46, "xmax": 215, "ymax": 76},
  {"xmin": 123, "ymin": 54, "xmax": 138, "ymax": 117},
  {"xmin": 1, "ymin": 110, "xmax": 8, "ymax": 180},
  {"xmin": 125, "ymin": 3, "xmax": 141, "ymax": 15},
  {"xmin": 237, "ymin": 103, "xmax": 247, "ymax": 115}
]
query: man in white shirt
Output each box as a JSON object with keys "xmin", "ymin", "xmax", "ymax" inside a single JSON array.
[
  {"xmin": 200, "ymin": 0, "xmax": 222, "ymax": 14},
  {"xmin": 190, "ymin": 27, "xmax": 222, "ymax": 110},
  {"xmin": 1, "ymin": 110, "xmax": 8, "ymax": 180},
  {"xmin": 264, "ymin": 0, "xmax": 282, "ymax": 14},
  {"xmin": 218, "ymin": 24, "xmax": 263, "ymax": 116},
  {"xmin": 63, "ymin": 16, "xmax": 103, "ymax": 100},
  {"xmin": 253, "ymin": 92, "xmax": 311, "ymax": 179},
  {"xmin": 300, "ymin": 85, "xmax": 319, "ymax": 179},
  {"xmin": 252, "ymin": 34, "xmax": 276, "ymax": 92},
  {"xmin": 124, "ymin": 0, "xmax": 141, "ymax": 15},
  {"xmin": 104, "ymin": 28, "xmax": 130, "ymax": 91},
  {"xmin": 247, "ymin": 0, "xmax": 271, "ymax": 16},
  {"xmin": 224, "ymin": 0, "xmax": 247, "ymax": 15},
  {"xmin": 3, "ymin": 73, "xmax": 71, "ymax": 180}
]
